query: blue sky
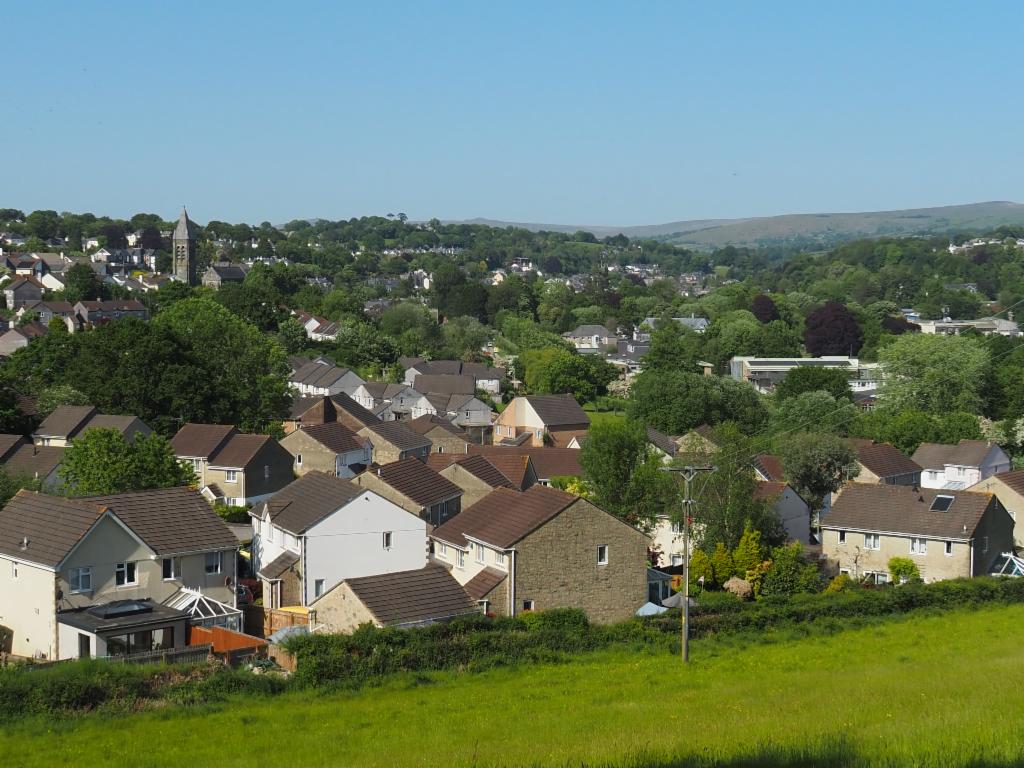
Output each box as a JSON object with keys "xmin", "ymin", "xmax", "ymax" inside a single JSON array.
[{"xmin": 5, "ymin": 1, "xmax": 1023, "ymax": 225}]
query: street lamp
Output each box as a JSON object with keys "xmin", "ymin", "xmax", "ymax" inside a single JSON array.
[{"xmin": 660, "ymin": 464, "xmax": 715, "ymax": 663}]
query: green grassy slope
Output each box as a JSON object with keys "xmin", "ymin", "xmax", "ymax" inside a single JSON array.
[{"xmin": 3, "ymin": 605, "xmax": 1024, "ymax": 767}]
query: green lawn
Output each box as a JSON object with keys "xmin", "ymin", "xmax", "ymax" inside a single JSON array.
[
  {"xmin": 586, "ymin": 409, "xmax": 626, "ymax": 429},
  {"xmin": 4, "ymin": 605, "xmax": 1024, "ymax": 767}
]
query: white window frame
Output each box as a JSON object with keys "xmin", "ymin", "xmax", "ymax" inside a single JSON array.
[
  {"xmin": 910, "ymin": 538, "xmax": 928, "ymax": 555},
  {"xmin": 69, "ymin": 566, "xmax": 92, "ymax": 593},
  {"xmin": 437, "ymin": 542, "xmax": 448, "ymax": 559},
  {"xmin": 225, "ymin": 469, "xmax": 238, "ymax": 483},
  {"xmin": 522, "ymin": 599, "xmax": 534, "ymax": 612},
  {"xmin": 838, "ymin": 531, "xmax": 846, "ymax": 544},
  {"xmin": 10, "ymin": 561, "xmax": 17, "ymax": 579},
  {"xmin": 383, "ymin": 531, "xmax": 393, "ymax": 550},
  {"xmin": 161, "ymin": 557, "xmax": 178, "ymax": 581},
  {"xmin": 115, "ymin": 561, "xmax": 137, "ymax": 587},
  {"xmin": 495, "ymin": 550, "xmax": 505, "ymax": 566},
  {"xmin": 597, "ymin": 545, "xmax": 609, "ymax": 565},
  {"xmin": 476, "ymin": 544, "xmax": 485, "ymax": 564},
  {"xmin": 314, "ymin": 578, "xmax": 325, "ymax": 598},
  {"xmin": 457, "ymin": 549, "xmax": 465, "ymax": 569},
  {"xmin": 864, "ymin": 533, "xmax": 880, "ymax": 550},
  {"xmin": 264, "ymin": 464, "xmax": 270, "ymax": 479},
  {"xmin": 295, "ymin": 453, "xmax": 302, "ymax": 466},
  {"xmin": 204, "ymin": 551, "xmax": 222, "ymax": 575}
]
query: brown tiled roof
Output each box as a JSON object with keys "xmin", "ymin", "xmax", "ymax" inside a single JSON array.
[
  {"xmin": 912, "ymin": 440, "xmax": 1001, "ymax": 470},
  {"xmin": 35, "ymin": 405, "xmax": 96, "ymax": 439},
  {"xmin": 753, "ymin": 453, "xmax": 785, "ymax": 482},
  {"xmin": 171, "ymin": 423, "xmax": 236, "ymax": 459},
  {"xmin": 330, "ymin": 393, "xmax": 382, "ymax": 427},
  {"xmin": 407, "ymin": 414, "xmax": 468, "ymax": 439},
  {"xmin": 824, "ymin": 484, "xmax": 997, "ymax": 539},
  {"xmin": 479, "ymin": 455, "xmax": 533, "ymax": 490},
  {"xmin": 258, "ymin": 550, "xmax": 299, "ymax": 580},
  {"xmin": 16, "ymin": 321, "xmax": 49, "ymax": 340},
  {"xmin": 360, "ymin": 422, "xmax": 432, "ymax": 453},
  {"xmin": 82, "ymin": 486, "xmax": 238, "ymax": 555},
  {"xmin": 289, "ymin": 395, "xmax": 330, "ymax": 420},
  {"xmin": 413, "ymin": 374, "xmax": 476, "ymax": 396},
  {"xmin": 300, "ymin": 422, "xmax": 367, "ymax": 454},
  {"xmin": 0, "ymin": 434, "xmax": 27, "ymax": 460},
  {"xmin": 693, "ymin": 424, "xmax": 720, "ymax": 444},
  {"xmin": 548, "ymin": 428, "xmax": 588, "ymax": 449},
  {"xmin": 523, "ymin": 395, "xmax": 588, "ymax": 427},
  {"xmin": 254, "ymin": 472, "xmax": 363, "ymax": 535},
  {"xmin": 646, "ymin": 426, "xmax": 678, "ymax": 457},
  {"xmin": 365, "ymin": 458, "xmax": 462, "ymax": 506},
  {"xmin": 466, "ymin": 445, "xmax": 580, "ymax": 482},
  {"xmin": 436, "ymin": 454, "xmax": 515, "ymax": 489},
  {"xmin": 2, "ymin": 444, "xmax": 64, "ymax": 479},
  {"xmin": 83, "ymin": 414, "xmax": 148, "ymax": 435},
  {"xmin": 208, "ymin": 434, "xmax": 274, "ymax": 469},
  {"xmin": 849, "ymin": 439, "xmax": 921, "ymax": 478},
  {"xmin": 431, "ymin": 485, "xmax": 576, "ymax": 549},
  {"xmin": 753, "ymin": 481, "xmax": 788, "ymax": 501},
  {"xmin": 338, "ymin": 563, "xmax": 477, "ymax": 626},
  {"xmin": 990, "ymin": 469, "xmax": 1024, "ymax": 497},
  {"xmin": 463, "ymin": 566, "xmax": 507, "ymax": 601},
  {"xmin": 0, "ymin": 491, "xmax": 104, "ymax": 566}
]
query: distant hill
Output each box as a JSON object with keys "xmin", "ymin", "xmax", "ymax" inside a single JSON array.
[{"xmin": 457, "ymin": 201, "xmax": 1024, "ymax": 250}]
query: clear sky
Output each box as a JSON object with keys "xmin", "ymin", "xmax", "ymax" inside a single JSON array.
[{"xmin": 5, "ymin": 1, "xmax": 1023, "ymax": 226}]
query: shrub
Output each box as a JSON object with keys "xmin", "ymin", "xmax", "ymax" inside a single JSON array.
[
  {"xmin": 732, "ymin": 526, "xmax": 764, "ymax": 578},
  {"xmin": 824, "ymin": 573, "xmax": 855, "ymax": 594},
  {"xmin": 888, "ymin": 557, "xmax": 922, "ymax": 584},
  {"xmin": 710, "ymin": 542, "xmax": 735, "ymax": 586},
  {"xmin": 689, "ymin": 549, "xmax": 714, "ymax": 589},
  {"xmin": 215, "ymin": 504, "xmax": 251, "ymax": 523},
  {"xmin": 761, "ymin": 543, "xmax": 821, "ymax": 598}
]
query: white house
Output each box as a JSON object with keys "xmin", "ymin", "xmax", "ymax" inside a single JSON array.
[
  {"xmin": 289, "ymin": 358, "xmax": 365, "ymax": 398},
  {"xmin": 912, "ymin": 440, "xmax": 1011, "ymax": 490},
  {"xmin": 562, "ymin": 324, "xmax": 616, "ymax": 353},
  {"xmin": 250, "ymin": 472, "xmax": 427, "ymax": 609}
]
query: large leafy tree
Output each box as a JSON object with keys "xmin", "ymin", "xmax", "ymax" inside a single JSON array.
[
  {"xmin": 628, "ymin": 370, "xmax": 768, "ymax": 434},
  {"xmin": 773, "ymin": 366, "xmax": 853, "ymax": 402},
  {"xmin": 60, "ymin": 429, "xmax": 196, "ymax": 496},
  {"xmin": 771, "ymin": 391, "xmax": 859, "ymax": 437},
  {"xmin": 779, "ymin": 432, "xmax": 859, "ymax": 522},
  {"xmin": 751, "ymin": 294, "xmax": 781, "ymax": 323},
  {"xmin": 877, "ymin": 333, "xmax": 989, "ymax": 415},
  {"xmin": 804, "ymin": 301, "xmax": 863, "ymax": 356},
  {"xmin": 521, "ymin": 347, "xmax": 617, "ymax": 404}
]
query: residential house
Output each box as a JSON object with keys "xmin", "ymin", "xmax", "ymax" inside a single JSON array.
[
  {"xmin": 413, "ymin": 373, "xmax": 476, "ymax": 399},
  {"xmin": 493, "ymin": 394, "xmax": 589, "ymax": 448},
  {"xmin": 402, "ymin": 358, "xmax": 505, "ymax": 395},
  {"xmin": 0, "ymin": 487, "xmax": 238, "ymax": 659},
  {"xmin": 352, "ymin": 458, "xmax": 463, "ymax": 527},
  {"xmin": 0, "ymin": 321, "xmax": 48, "ymax": 356},
  {"xmin": 73, "ymin": 299, "xmax": 148, "ymax": 326},
  {"xmin": 821, "ymin": 484, "xmax": 1013, "ymax": 583},
  {"xmin": 754, "ymin": 481, "xmax": 811, "ymax": 544},
  {"xmin": 201, "ymin": 262, "xmax": 249, "ymax": 289},
  {"xmin": 289, "ymin": 358, "xmax": 365, "ymax": 398},
  {"xmin": 407, "ymin": 415, "xmax": 470, "ymax": 454},
  {"xmin": 33, "ymin": 406, "xmax": 152, "ymax": 448},
  {"xmin": 430, "ymin": 485, "xmax": 648, "ymax": 623},
  {"xmin": 429, "ymin": 453, "xmax": 537, "ymax": 507},
  {"xmin": 311, "ymin": 563, "xmax": 477, "ymax": 633},
  {"xmin": 357, "ymin": 422, "xmax": 432, "ymax": 464},
  {"xmin": 729, "ymin": 356, "xmax": 881, "ymax": 395},
  {"xmin": 646, "ymin": 426, "xmax": 680, "ymax": 462},
  {"xmin": 283, "ymin": 393, "xmax": 381, "ymax": 435},
  {"xmin": 563, "ymin": 324, "xmax": 616, "ymax": 353},
  {"xmin": 18, "ymin": 300, "xmax": 77, "ymax": 331},
  {"xmin": 279, "ymin": 422, "xmax": 371, "ymax": 479},
  {"xmin": 912, "ymin": 440, "xmax": 1011, "ymax": 490},
  {"xmin": 849, "ymin": 439, "xmax": 922, "ymax": 486},
  {"xmin": 4, "ymin": 276, "xmax": 43, "ymax": 309},
  {"xmin": 250, "ymin": 472, "xmax": 427, "ymax": 608},
  {"xmin": 423, "ymin": 393, "xmax": 493, "ymax": 434},
  {"xmin": 753, "ymin": 453, "xmax": 786, "ymax": 482},
  {"xmin": 466, "ymin": 444, "xmax": 581, "ymax": 486},
  {"xmin": 171, "ymin": 423, "xmax": 295, "ymax": 506},
  {"xmin": 968, "ymin": 469, "xmax": 1024, "ymax": 547},
  {"xmin": 635, "ymin": 315, "xmax": 709, "ymax": 340},
  {"xmin": 0, "ymin": 434, "xmax": 64, "ymax": 489}
]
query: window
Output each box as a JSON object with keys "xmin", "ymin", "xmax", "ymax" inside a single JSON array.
[
  {"xmin": 930, "ymin": 495, "xmax": 955, "ymax": 512},
  {"xmin": 267, "ymin": 524, "xmax": 274, "ymax": 543},
  {"xmin": 476, "ymin": 545, "xmax": 485, "ymax": 564},
  {"xmin": 225, "ymin": 470, "xmax": 238, "ymax": 483},
  {"xmin": 945, "ymin": 541, "xmax": 953, "ymax": 556},
  {"xmin": 264, "ymin": 465, "xmax": 270, "ymax": 479},
  {"xmin": 671, "ymin": 554, "xmax": 683, "ymax": 566},
  {"xmin": 522, "ymin": 600, "xmax": 534, "ymax": 612},
  {"xmin": 204, "ymin": 551, "xmax": 222, "ymax": 575},
  {"xmin": 382, "ymin": 531, "xmax": 393, "ymax": 549},
  {"xmin": 838, "ymin": 531, "xmax": 846, "ymax": 544},
  {"xmin": 671, "ymin": 521, "xmax": 682, "ymax": 534},
  {"xmin": 982, "ymin": 536, "xmax": 989, "ymax": 553},
  {"xmin": 70, "ymin": 566, "xmax": 92, "ymax": 593},
  {"xmin": 910, "ymin": 538, "xmax": 928, "ymax": 555},
  {"xmin": 495, "ymin": 551, "xmax": 505, "ymax": 566},
  {"xmin": 597, "ymin": 545, "xmax": 609, "ymax": 565},
  {"xmin": 11, "ymin": 561, "xmax": 18, "ymax": 579},
  {"xmin": 864, "ymin": 533, "xmax": 880, "ymax": 550},
  {"xmin": 314, "ymin": 579, "xmax": 325, "ymax": 598},
  {"xmin": 161, "ymin": 558, "xmax": 178, "ymax": 580},
  {"xmin": 295, "ymin": 454, "xmax": 302, "ymax": 466},
  {"xmin": 457, "ymin": 550, "xmax": 465, "ymax": 569},
  {"xmin": 438, "ymin": 543, "xmax": 448, "ymax": 559},
  {"xmin": 115, "ymin": 561, "xmax": 137, "ymax": 587}
]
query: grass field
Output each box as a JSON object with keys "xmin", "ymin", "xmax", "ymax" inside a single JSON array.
[
  {"xmin": 4, "ymin": 605, "xmax": 1024, "ymax": 766},
  {"xmin": 586, "ymin": 409, "xmax": 626, "ymax": 429}
]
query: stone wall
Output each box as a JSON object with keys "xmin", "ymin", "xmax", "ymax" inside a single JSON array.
[{"xmin": 312, "ymin": 582, "xmax": 379, "ymax": 633}]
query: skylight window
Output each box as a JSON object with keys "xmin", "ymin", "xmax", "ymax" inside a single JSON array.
[{"xmin": 930, "ymin": 495, "xmax": 954, "ymax": 512}]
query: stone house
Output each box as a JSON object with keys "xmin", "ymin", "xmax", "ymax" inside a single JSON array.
[
  {"xmin": 0, "ymin": 321, "xmax": 48, "ymax": 357},
  {"xmin": 492, "ymin": 395, "xmax": 589, "ymax": 448},
  {"xmin": 407, "ymin": 415, "xmax": 470, "ymax": 454},
  {"xmin": 912, "ymin": 440, "xmax": 1011, "ymax": 490},
  {"xmin": 4, "ymin": 276, "xmax": 43, "ymax": 309},
  {"xmin": 279, "ymin": 422, "xmax": 371, "ymax": 479},
  {"xmin": 562, "ymin": 324, "xmax": 616, "ymax": 353},
  {"xmin": 465, "ymin": 445, "xmax": 580, "ymax": 486},
  {"xmin": 353, "ymin": 458, "xmax": 463, "ymax": 528},
  {"xmin": 357, "ymin": 422, "xmax": 431, "ymax": 464},
  {"xmin": 283, "ymin": 393, "xmax": 381, "ymax": 436},
  {"xmin": 32, "ymin": 406, "xmax": 152, "ymax": 448},
  {"xmin": 849, "ymin": 439, "xmax": 922, "ymax": 486},
  {"xmin": 969, "ymin": 469, "xmax": 1024, "ymax": 547},
  {"xmin": 430, "ymin": 485, "xmax": 648, "ymax": 623},
  {"xmin": 250, "ymin": 472, "xmax": 427, "ymax": 609},
  {"xmin": 428, "ymin": 453, "xmax": 537, "ymax": 508},
  {"xmin": 201, "ymin": 262, "xmax": 249, "ymax": 289},
  {"xmin": 821, "ymin": 484, "xmax": 1013, "ymax": 584}
]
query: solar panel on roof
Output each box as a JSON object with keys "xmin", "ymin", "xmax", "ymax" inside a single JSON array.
[{"xmin": 930, "ymin": 495, "xmax": 955, "ymax": 512}]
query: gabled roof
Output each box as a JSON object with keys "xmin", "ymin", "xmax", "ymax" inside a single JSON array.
[
  {"xmin": 82, "ymin": 486, "xmax": 238, "ymax": 555},
  {"xmin": 912, "ymin": 440, "xmax": 1004, "ymax": 470},
  {"xmin": 290, "ymin": 360, "xmax": 355, "ymax": 388},
  {"xmin": 565, "ymin": 324, "xmax": 612, "ymax": 338},
  {"xmin": 823, "ymin": 484, "xmax": 997, "ymax": 540},
  {"xmin": 330, "ymin": 393, "xmax": 381, "ymax": 427},
  {"xmin": 413, "ymin": 374, "xmax": 476, "ymax": 396},
  {"xmin": 363, "ymin": 458, "xmax": 462, "ymax": 506},
  {"xmin": 254, "ymin": 472, "xmax": 363, "ymax": 535},
  {"xmin": 258, "ymin": 550, "xmax": 300, "ymax": 580},
  {"xmin": 406, "ymin": 414, "xmax": 468, "ymax": 439},
  {"xmin": 171, "ymin": 423, "xmax": 236, "ymax": 459},
  {"xmin": 337, "ymin": 563, "xmax": 476, "ymax": 626},
  {"xmin": 0, "ymin": 434, "xmax": 27, "ymax": 460},
  {"xmin": 0, "ymin": 491, "xmax": 105, "ymax": 567},
  {"xmin": 753, "ymin": 453, "xmax": 785, "ymax": 482},
  {"xmin": 522, "ymin": 394, "xmax": 588, "ymax": 427},
  {"xmin": 463, "ymin": 567, "xmax": 508, "ymax": 601},
  {"xmin": 429, "ymin": 454, "xmax": 514, "ymax": 489},
  {"xmin": 466, "ymin": 445, "xmax": 580, "ymax": 482},
  {"xmin": 987, "ymin": 469, "xmax": 1024, "ymax": 498},
  {"xmin": 753, "ymin": 481, "xmax": 795, "ymax": 502},
  {"xmin": 208, "ymin": 433, "xmax": 275, "ymax": 469},
  {"xmin": 360, "ymin": 422, "xmax": 432, "ymax": 453},
  {"xmin": 849, "ymin": 439, "xmax": 921, "ymax": 479},
  {"xmin": 645, "ymin": 426, "xmax": 678, "ymax": 457},
  {"xmin": 34, "ymin": 406, "xmax": 96, "ymax": 439},
  {"xmin": 431, "ymin": 485, "xmax": 577, "ymax": 549},
  {"xmin": 2, "ymin": 443, "xmax": 64, "ymax": 479},
  {"xmin": 299, "ymin": 422, "xmax": 367, "ymax": 455}
]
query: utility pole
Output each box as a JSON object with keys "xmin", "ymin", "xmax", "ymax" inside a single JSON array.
[{"xmin": 660, "ymin": 464, "xmax": 714, "ymax": 663}]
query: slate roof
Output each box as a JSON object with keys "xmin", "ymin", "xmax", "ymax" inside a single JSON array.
[
  {"xmin": 82, "ymin": 486, "xmax": 238, "ymax": 555},
  {"xmin": 823, "ymin": 484, "xmax": 998, "ymax": 540},
  {"xmin": 365, "ymin": 458, "xmax": 462, "ymax": 506},
  {"xmin": 360, "ymin": 422, "xmax": 432, "ymax": 453},
  {"xmin": 258, "ymin": 550, "xmax": 300, "ymax": 580},
  {"xmin": 254, "ymin": 472, "xmax": 363, "ymax": 535},
  {"xmin": 330, "ymin": 393, "xmax": 381, "ymax": 427},
  {"xmin": 466, "ymin": 445, "xmax": 579, "ymax": 482},
  {"xmin": 646, "ymin": 426, "xmax": 678, "ymax": 457},
  {"xmin": 463, "ymin": 566, "xmax": 507, "ymax": 601},
  {"xmin": 407, "ymin": 360, "xmax": 505, "ymax": 382},
  {"xmin": 2, "ymin": 444, "xmax": 64, "ymax": 479},
  {"xmin": 849, "ymin": 439, "xmax": 921, "ymax": 479},
  {"xmin": 291, "ymin": 361, "xmax": 355, "ymax": 389},
  {"xmin": 524, "ymin": 395, "xmax": 588, "ymax": 426},
  {"xmin": 171, "ymin": 424, "xmax": 236, "ymax": 459},
  {"xmin": 414, "ymin": 374, "xmax": 476, "ymax": 396},
  {"xmin": 207, "ymin": 263, "xmax": 248, "ymax": 281},
  {"xmin": 300, "ymin": 422, "xmax": 367, "ymax": 454},
  {"xmin": 0, "ymin": 491, "xmax": 105, "ymax": 566},
  {"xmin": 431, "ymin": 485, "xmax": 577, "ymax": 549},
  {"xmin": 912, "ymin": 440, "xmax": 1001, "ymax": 470},
  {"xmin": 172, "ymin": 208, "xmax": 200, "ymax": 240},
  {"xmin": 339, "ymin": 563, "xmax": 477, "ymax": 626}
]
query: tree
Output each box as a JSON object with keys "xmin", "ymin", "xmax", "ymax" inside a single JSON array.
[
  {"xmin": 771, "ymin": 391, "xmax": 859, "ymax": 437},
  {"xmin": 751, "ymin": 294, "xmax": 780, "ymax": 323},
  {"xmin": 732, "ymin": 526, "xmax": 764, "ymax": 578},
  {"xmin": 779, "ymin": 433, "xmax": 859, "ymax": 525},
  {"xmin": 804, "ymin": 301, "xmax": 863, "ymax": 356},
  {"xmin": 442, "ymin": 316, "xmax": 490, "ymax": 360},
  {"xmin": 937, "ymin": 411, "xmax": 982, "ymax": 444},
  {"xmin": 628, "ymin": 371, "xmax": 768, "ymax": 434},
  {"xmin": 522, "ymin": 347, "xmax": 617, "ymax": 404},
  {"xmin": 63, "ymin": 262, "xmax": 101, "ymax": 304},
  {"xmin": 36, "ymin": 385, "xmax": 90, "ymax": 419},
  {"xmin": 59, "ymin": 429, "xmax": 196, "ymax": 496},
  {"xmin": 710, "ymin": 542, "xmax": 735, "ymax": 585},
  {"xmin": 277, "ymin": 317, "xmax": 309, "ymax": 354},
  {"xmin": 887, "ymin": 556, "xmax": 921, "ymax": 584},
  {"xmin": 877, "ymin": 334, "xmax": 989, "ymax": 415},
  {"xmin": 688, "ymin": 548, "xmax": 714, "ymax": 589},
  {"xmin": 642, "ymin": 321, "xmax": 701, "ymax": 373},
  {"xmin": 761, "ymin": 542, "xmax": 821, "ymax": 597},
  {"xmin": 773, "ymin": 366, "xmax": 853, "ymax": 402}
]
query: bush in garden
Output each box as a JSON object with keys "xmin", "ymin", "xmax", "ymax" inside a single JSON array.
[{"xmin": 888, "ymin": 557, "xmax": 922, "ymax": 584}]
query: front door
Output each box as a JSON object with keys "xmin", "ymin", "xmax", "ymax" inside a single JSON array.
[{"xmin": 78, "ymin": 633, "xmax": 90, "ymax": 659}]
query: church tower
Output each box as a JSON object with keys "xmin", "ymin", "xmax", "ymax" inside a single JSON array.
[{"xmin": 171, "ymin": 207, "xmax": 199, "ymax": 285}]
